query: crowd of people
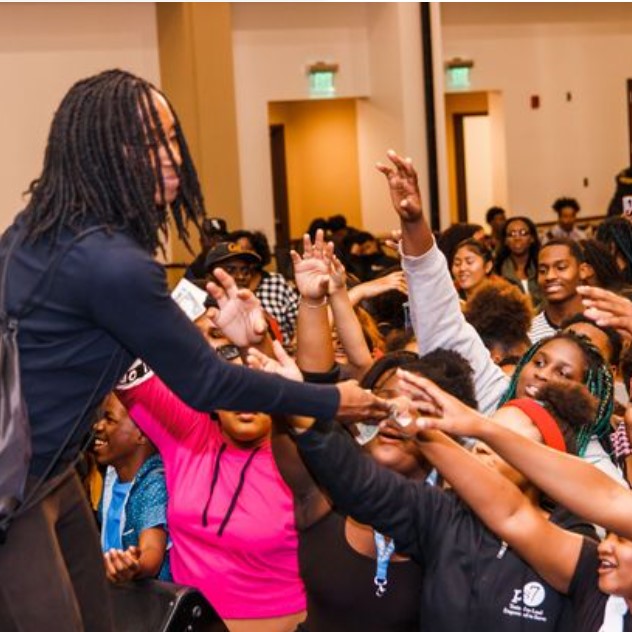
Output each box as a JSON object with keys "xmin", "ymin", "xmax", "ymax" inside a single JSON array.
[{"xmin": 5, "ymin": 68, "xmax": 632, "ymax": 632}]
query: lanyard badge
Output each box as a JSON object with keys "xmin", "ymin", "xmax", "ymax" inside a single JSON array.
[{"xmin": 373, "ymin": 531, "xmax": 396, "ymax": 597}]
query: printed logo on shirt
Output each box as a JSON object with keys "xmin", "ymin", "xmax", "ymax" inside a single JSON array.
[
  {"xmin": 117, "ymin": 359, "xmax": 154, "ymax": 390},
  {"xmin": 503, "ymin": 582, "xmax": 547, "ymax": 623}
]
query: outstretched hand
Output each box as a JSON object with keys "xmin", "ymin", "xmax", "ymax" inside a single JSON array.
[
  {"xmin": 395, "ymin": 369, "xmax": 487, "ymax": 437},
  {"xmin": 206, "ymin": 268, "xmax": 267, "ymax": 347},
  {"xmin": 335, "ymin": 380, "xmax": 391, "ymax": 424},
  {"xmin": 246, "ymin": 340, "xmax": 304, "ymax": 383},
  {"xmin": 578, "ymin": 285, "xmax": 632, "ymax": 340},
  {"xmin": 291, "ymin": 230, "xmax": 334, "ymax": 301},
  {"xmin": 376, "ymin": 150, "xmax": 423, "ymax": 223},
  {"xmin": 352, "ymin": 270, "xmax": 408, "ymax": 302}
]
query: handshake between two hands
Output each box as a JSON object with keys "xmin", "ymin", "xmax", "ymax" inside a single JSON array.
[
  {"xmin": 246, "ymin": 339, "xmax": 479, "ymax": 440},
  {"xmin": 355, "ymin": 369, "xmax": 484, "ymax": 443}
]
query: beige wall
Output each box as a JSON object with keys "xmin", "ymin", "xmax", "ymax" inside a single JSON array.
[
  {"xmin": 441, "ymin": 2, "xmax": 632, "ymax": 222},
  {"xmin": 0, "ymin": 2, "xmax": 452, "ymax": 247},
  {"xmin": 231, "ymin": 3, "xmax": 371, "ymax": 243},
  {"xmin": 0, "ymin": 3, "xmax": 160, "ymax": 234},
  {"xmin": 231, "ymin": 2, "xmax": 441, "ymax": 242},
  {"xmin": 269, "ymin": 99, "xmax": 362, "ymax": 239}
]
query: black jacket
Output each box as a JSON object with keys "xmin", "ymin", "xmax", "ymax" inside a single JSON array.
[
  {"xmin": 0, "ymin": 214, "xmax": 339, "ymax": 476},
  {"xmin": 295, "ymin": 418, "xmax": 595, "ymax": 632}
]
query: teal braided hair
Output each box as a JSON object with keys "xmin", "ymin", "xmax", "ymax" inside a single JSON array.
[{"xmin": 499, "ymin": 331, "xmax": 614, "ymax": 457}]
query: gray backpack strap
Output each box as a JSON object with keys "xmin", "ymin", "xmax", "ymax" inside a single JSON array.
[{"xmin": 0, "ymin": 227, "xmax": 26, "ymax": 320}]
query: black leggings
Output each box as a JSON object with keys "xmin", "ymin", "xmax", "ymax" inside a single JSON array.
[{"xmin": 0, "ymin": 471, "xmax": 113, "ymax": 632}]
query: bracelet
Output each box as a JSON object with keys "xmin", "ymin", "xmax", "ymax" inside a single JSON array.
[
  {"xmin": 300, "ymin": 296, "xmax": 328, "ymax": 309},
  {"xmin": 612, "ymin": 420, "xmax": 632, "ymax": 459}
]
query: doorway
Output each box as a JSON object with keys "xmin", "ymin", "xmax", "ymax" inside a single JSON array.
[
  {"xmin": 269, "ymin": 124, "xmax": 291, "ymax": 248},
  {"xmin": 445, "ymin": 91, "xmax": 508, "ymax": 226},
  {"xmin": 268, "ymin": 99, "xmax": 362, "ymax": 242}
]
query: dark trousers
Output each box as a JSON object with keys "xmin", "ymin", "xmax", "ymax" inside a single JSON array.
[{"xmin": 0, "ymin": 470, "xmax": 113, "ymax": 631}]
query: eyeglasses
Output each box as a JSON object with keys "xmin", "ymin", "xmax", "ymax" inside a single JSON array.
[
  {"xmin": 506, "ymin": 229, "xmax": 530, "ymax": 238},
  {"xmin": 222, "ymin": 264, "xmax": 254, "ymax": 277},
  {"xmin": 216, "ymin": 344, "xmax": 241, "ymax": 362}
]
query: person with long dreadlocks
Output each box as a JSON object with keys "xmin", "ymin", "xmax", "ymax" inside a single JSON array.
[
  {"xmin": 376, "ymin": 150, "xmax": 623, "ymax": 482},
  {"xmin": 0, "ymin": 69, "xmax": 387, "ymax": 631}
]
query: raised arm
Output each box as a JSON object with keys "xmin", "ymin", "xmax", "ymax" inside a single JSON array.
[
  {"xmin": 399, "ymin": 370, "xmax": 632, "ymax": 539},
  {"xmin": 291, "ymin": 416, "xmax": 436, "ymax": 561},
  {"xmin": 292, "ymin": 231, "xmax": 336, "ymax": 374},
  {"xmin": 376, "ymin": 150, "xmax": 433, "ymax": 257},
  {"xmin": 293, "ymin": 230, "xmax": 373, "ymax": 378},
  {"xmin": 377, "ymin": 151, "xmax": 507, "ymax": 414},
  {"xmin": 327, "ymin": 253, "xmax": 373, "ymax": 379},
  {"xmin": 116, "ymin": 364, "xmax": 207, "ymax": 451}
]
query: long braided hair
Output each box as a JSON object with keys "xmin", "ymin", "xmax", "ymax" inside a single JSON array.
[
  {"xmin": 23, "ymin": 69, "xmax": 205, "ymax": 254},
  {"xmin": 578, "ymin": 238, "xmax": 627, "ymax": 292},
  {"xmin": 499, "ymin": 330, "xmax": 614, "ymax": 457}
]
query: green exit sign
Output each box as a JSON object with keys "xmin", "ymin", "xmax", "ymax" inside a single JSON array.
[
  {"xmin": 309, "ymin": 71, "xmax": 335, "ymax": 97},
  {"xmin": 307, "ymin": 62, "xmax": 338, "ymax": 98},
  {"xmin": 447, "ymin": 66, "xmax": 471, "ymax": 90},
  {"xmin": 445, "ymin": 58, "xmax": 474, "ymax": 91}
]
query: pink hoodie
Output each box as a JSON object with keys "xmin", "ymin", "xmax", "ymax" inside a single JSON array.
[{"xmin": 117, "ymin": 373, "xmax": 305, "ymax": 619}]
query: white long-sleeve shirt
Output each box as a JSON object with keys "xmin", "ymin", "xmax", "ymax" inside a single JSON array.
[{"xmin": 401, "ymin": 239, "xmax": 626, "ymax": 486}]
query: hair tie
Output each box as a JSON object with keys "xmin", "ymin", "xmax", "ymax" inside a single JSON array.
[{"xmin": 503, "ymin": 399, "xmax": 567, "ymax": 452}]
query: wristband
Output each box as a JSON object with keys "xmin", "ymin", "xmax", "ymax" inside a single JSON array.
[{"xmin": 300, "ymin": 296, "xmax": 327, "ymax": 309}]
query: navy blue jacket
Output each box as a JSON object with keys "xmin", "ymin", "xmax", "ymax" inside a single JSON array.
[{"xmin": 0, "ymin": 215, "xmax": 339, "ymax": 476}]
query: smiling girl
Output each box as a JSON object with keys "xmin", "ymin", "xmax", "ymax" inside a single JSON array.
[{"xmin": 451, "ymin": 238, "xmax": 494, "ymax": 301}]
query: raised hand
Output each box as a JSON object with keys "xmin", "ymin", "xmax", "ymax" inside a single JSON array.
[
  {"xmin": 291, "ymin": 229, "xmax": 334, "ymax": 301},
  {"xmin": 206, "ymin": 268, "xmax": 267, "ymax": 347},
  {"xmin": 246, "ymin": 340, "xmax": 304, "ymax": 383},
  {"xmin": 328, "ymin": 252, "xmax": 347, "ymax": 294},
  {"xmin": 578, "ymin": 285, "xmax": 632, "ymax": 340},
  {"xmin": 376, "ymin": 150, "xmax": 423, "ymax": 223},
  {"xmin": 383, "ymin": 228, "xmax": 403, "ymax": 254}
]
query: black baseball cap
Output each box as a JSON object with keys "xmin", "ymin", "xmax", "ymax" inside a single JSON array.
[{"xmin": 204, "ymin": 242, "xmax": 261, "ymax": 272}]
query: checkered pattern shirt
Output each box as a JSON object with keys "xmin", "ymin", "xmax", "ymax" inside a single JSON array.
[{"xmin": 256, "ymin": 272, "xmax": 299, "ymax": 347}]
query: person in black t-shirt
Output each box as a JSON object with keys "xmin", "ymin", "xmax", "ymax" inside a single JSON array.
[{"xmin": 398, "ymin": 373, "xmax": 632, "ymax": 631}]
